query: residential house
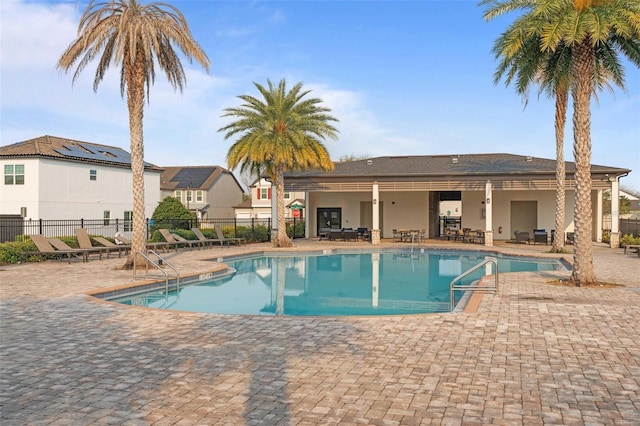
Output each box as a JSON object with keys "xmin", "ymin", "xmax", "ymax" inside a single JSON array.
[
  {"xmin": 160, "ymin": 166, "xmax": 244, "ymax": 219},
  {"xmin": 0, "ymin": 135, "xmax": 162, "ymax": 224},
  {"xmin": 234, "ymin": 178, "xmax": 306, "ymax": 220},
  {"xmin": 283, "ymin": 154, "xmax": 631, "ymax": 248}
]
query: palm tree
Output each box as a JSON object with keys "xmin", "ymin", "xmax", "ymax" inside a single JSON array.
[
  {"xmin": 57, "ymin": 0, "xmax": 210, "ymax": 267},
  {"xmin": 220, "ymin": 79, "xmax": 339, "ymax": 248},
  {"xmin": 491, "ymin": 36, "xmax": 571, "ymax": 253},
  {"xmin": 491, "ymin": 35, "xmax": 629, "ymax": 253},
  {"xmin": 482, "ymin": 0, "xmax": 640, "ymax": 285}
]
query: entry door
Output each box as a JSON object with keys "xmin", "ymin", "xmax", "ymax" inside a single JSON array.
[
  {"xmin": 317, "ymin": 208, "xmax": 342, "ymax": 232},
  {"xmin": 510, "ymin": 201, "xmax": 537, "ymax": 237}
]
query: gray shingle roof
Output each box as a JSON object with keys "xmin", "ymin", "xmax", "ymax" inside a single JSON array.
[{"xmin": 285, "ymin": 153, "xmax": 629, "ymax": 179}]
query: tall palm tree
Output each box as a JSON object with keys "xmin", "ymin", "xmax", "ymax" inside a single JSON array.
[
  {"xmin": 57, "ymin": 0, "xmax": 210, "ymax": 267},
  {"xmin": 482, "ymin": 0, "xmax": 640, "ymax": 285},
  {"xmin": 491, "ymin": 36, "xmax": 628, "ymax": 253},
  {"xmin": 220, "ymin": 79, "xmax": 339, "ymax": 248},
  {"xmin": 491, "ymin": 36, "xmax": 572, "ymax": 253}
]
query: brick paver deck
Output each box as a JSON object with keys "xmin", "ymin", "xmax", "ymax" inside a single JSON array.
[{"xmin": 1, "ymin": 240, "xmax": 638, "ymax": 425}]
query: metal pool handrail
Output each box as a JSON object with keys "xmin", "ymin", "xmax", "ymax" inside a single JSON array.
[
  {"xmin": 450, "ymin": 256, "xmax": 499, "ymax": 311},
  {"xmin": 133, "ymin": 250, "xmax": 180, "ymax": 296}
]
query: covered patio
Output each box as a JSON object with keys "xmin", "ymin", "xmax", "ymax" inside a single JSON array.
[{"xmin": 283, "ymin": 154, "xmax": 630, "ymax": 248}]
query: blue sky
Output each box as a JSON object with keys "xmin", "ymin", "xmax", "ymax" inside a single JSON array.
[{"xmin": 2, "ymin": 0, "xmax": 639, "ymax": 190}]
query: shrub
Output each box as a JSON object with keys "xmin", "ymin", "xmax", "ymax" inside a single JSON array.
[
  {"xmin": 286, "ymin": 221, "xmax": 305, "ymax": 238},
  {"xmin": 620, "ymin": 234, "xmax": 640, "ymax": 247},
  {"xmin": 151, "ymin": 197, "xmax": 193, "ymax": 231},
  {"xmin": 0, "ymin": 240, "xmax": 37, "ymax": 264}
]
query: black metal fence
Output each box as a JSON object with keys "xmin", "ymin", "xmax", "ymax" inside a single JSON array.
[{"xmin": 0, "ymin": 216, "xmax": 308, "ymax": 243}]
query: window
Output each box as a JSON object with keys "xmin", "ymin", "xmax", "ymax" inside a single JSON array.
[
  {"xmin": 175, "ymin": 190, "xmax": 182, "ymax": 201},
  {"xmin": 284, "ymin": 192, "xmax": 290, "ymax": 199},
  {"xmin": 186, "ymin": 191, "xmax": 193, "ymax": 202},
  {"xmin": 124, "ymin": 211, "xmax": 133, "ymax": 232},
  {"xmin": 196, "ymin": 190, "xmax": 204, "ymax": 202},
  {"xmin": 90, "ymin": 169, "xmax": 97, "ymax": 181},
  {"xmin": 4, "ymin": 164, "xmax": 24, "ymax": 185},
  {"xmin": 103, "ymin": 211, "xmax": 110, "ymax": 226},
  {"xmin": 260, "ymin": 188, "xmax": 269, "ymax": 199}
]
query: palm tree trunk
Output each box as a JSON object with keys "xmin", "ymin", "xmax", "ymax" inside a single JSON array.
[
  {"xmin": 552, "ymin": 88, "xmax": 568, "ymax": 253},
  {"xmin": 570, "ymin": 40, "xmax": 597, "ymax": 286},
  {"xmin": 273, "ymin": 164, "xmax": 293, "ymax": 248},
  {"xmin": 124, "ymin": 52, "xmax": 147, "ymax": 268}
]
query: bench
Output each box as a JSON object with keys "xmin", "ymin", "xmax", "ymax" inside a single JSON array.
[{"xmin": 623, "ymin": 244, "xmax": 640, "ymax": 257}]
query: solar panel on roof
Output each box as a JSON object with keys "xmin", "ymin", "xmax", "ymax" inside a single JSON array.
[
  {"xmin": 53, "ymin": 144, "xmax": 153, "ymax": 167},
  {"xmin": 172, "ymin": 167, "xmax": 217, "ymax": 188}
]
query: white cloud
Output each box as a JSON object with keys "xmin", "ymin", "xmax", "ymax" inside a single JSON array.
[{"xmin": 0, "ymin": 0, "xmax": 79, "ymax": 70}]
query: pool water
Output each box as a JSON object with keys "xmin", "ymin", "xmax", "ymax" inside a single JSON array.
[{"xmin": 113, "ymin": 251, "xmax": 566, "ymax": 316}]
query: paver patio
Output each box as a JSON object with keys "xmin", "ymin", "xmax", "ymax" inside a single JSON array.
[{"xmin": 1, "ymin": 240, "xmax": 639, "ymax": 425}]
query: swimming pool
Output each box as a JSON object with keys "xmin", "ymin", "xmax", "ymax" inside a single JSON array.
[{"xmin": 110, "ymin": 250, "xmax": 567, "ymax": 316}]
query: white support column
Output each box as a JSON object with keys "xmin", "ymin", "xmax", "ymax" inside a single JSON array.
[
  {"xmin": 304, "ymin": 190, "xmax": 310, "ymax": 238},
  {"xmin": 596, "ymin": 190, "xmax": 603, "ymax": 242},
  {"xmin": 271, "ymin": 185, "xmax": 278, "ymax": 241},
  {"xmin": 610, "ymin": 178, "xmax": 620, "ymax": 248},
  {"xmin": 371, "ymin": 182, "xmax": 381, "ymax": 244},
  {"xmin": 484, "ymin": 180, "xmax": 493, "ymax": 246}
]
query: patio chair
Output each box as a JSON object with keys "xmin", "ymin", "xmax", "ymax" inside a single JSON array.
[
  {"xmin": 514, "ymin": 230, "xmax": 530, "ymax": 244},
  {"xmin": 192, "ymin": 227, "xmax": 225, "ymax": 247},
  {"xmin": 357, "ymin": 227, "xmax": 370, "ymax": 241},
  {"xmin": 215, "ymin": 225, "xmax": 246, "ymax": 246},
  {"xmin": 75, "ymin": 228, "xmax": 127, "ymax": 259},
  {"xmin": 566, "ymin": 232, "xmax": 575, "ymax": 245},
  {"xmin": 533, "ymin": 229, "xmax": 548, "ymax": 245}
]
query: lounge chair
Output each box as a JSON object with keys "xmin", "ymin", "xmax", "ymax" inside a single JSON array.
[
  {"xmin": 215, "ymin": 225, "xmax": 246, "ymax": 246},
  {"xmin": 75, "ymin": 228, "xmax": 128, "ymax": 259},
  {"xmin": 92, "ymin": 236, "xmax": 130, "ymax": 257},
  {"xmin": 158, "ymin": 229, "xmax": 201, "ymax": 250},
  {"xmin": 172, "ymin": 233, "xmax": 204, "ymax": 249},
  {"xmin": 113, "ymin": 231, "xmax": 174, "ymax": 253},
  {"xmin": 114, "ymin": 233, "xmax": 131, "ymax": 245},
  {"xmin": 28, "ymin": 235, "xmax": 89, "ymax": 263},
  {"xmin": 192, "ymin": 227, "xmax": 225, "ymax": 247}
]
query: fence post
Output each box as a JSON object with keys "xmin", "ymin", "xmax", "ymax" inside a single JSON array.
[{"xmin": 81, "ymin": 218, "xmax": 84, "ymax": 229}]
